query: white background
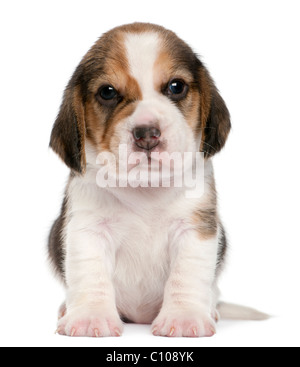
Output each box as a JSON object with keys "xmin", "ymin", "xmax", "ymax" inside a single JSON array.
[{"xmin": 1, "ymin": 0, "xmax": 299, "ymax": 347}]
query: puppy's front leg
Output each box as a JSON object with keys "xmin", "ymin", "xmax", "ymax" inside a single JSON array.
[
  {"xmin": 152, "ymin": 227, "xmax": 218, "ymax": 338},
  {"xmin": 57, "ymin": 217, "xmax": 123, "ymax": 338}
]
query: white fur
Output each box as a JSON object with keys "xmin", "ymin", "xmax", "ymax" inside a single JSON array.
[
  {"xmin": 58, "ymin": 158, "xmax": 219, "ymax": 336},
  {"xmin": 57, "ymin": 31, "xmax": 220, "ymax": 337},
  {"xmin": 107, "ymin": 33, "xmax": 197, "ymax": 179},
  {"xmin": 125, "ymin": 32, "xmax": 160, "ymax": 98}
]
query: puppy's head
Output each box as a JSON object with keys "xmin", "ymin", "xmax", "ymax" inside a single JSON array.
[{"xmin": 50, "ymin": 23, "xmax": 231, "ymax": 174}]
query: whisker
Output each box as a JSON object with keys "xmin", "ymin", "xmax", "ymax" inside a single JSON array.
[
  {"xmin": 201, "ymin": 141, "xmax": 217, "ymax": 153},
  {"xmin": 200, "ymin": 148, "xmax": 214, "ymax": 158}
]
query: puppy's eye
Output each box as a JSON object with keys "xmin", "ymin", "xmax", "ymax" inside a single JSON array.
[
  {"xmin": 100, "ymin": 86, "xmax": 117, "ymax": 100},
  {"xmin": 165, "ymin": 79, "xmax": 188, "ymax": 101},
  {"xmin": 96, "ymin": 85, "xmax": 121, "ymax": 106},
  {"xmin": 169, "ymin": 80, "xmax": 185, "ymax": 94}
]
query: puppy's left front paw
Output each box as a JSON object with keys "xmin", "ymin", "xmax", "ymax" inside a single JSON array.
[{"xmin": 152, "ymin": 309, "xmax": 216, "ymax": 338}]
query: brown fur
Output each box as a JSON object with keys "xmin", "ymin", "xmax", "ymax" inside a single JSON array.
[
  {"xmin": 50, "ymin": 85, "xmax": 86, "ymax": 173},
  {"xmin": 198, "ymin": 68, "xmax": 231, "ymax": 158},
  {"xmin": 50, "ymin": 22, "xmax": 231, "ymax": 173},
  {"xmin": 75, "ymin": 28, "xmax": 143, "ymax": 154},
  {"xmin": 49, "ymin": 23, "xmax": 231, "ymax": 310},
  {"xmin": 191, "ymin": 174, "xmax": 218, "ymax": 240},
  {"xmin": 48, "ymin": 195, "xmax": 68, "ymax": 282}
]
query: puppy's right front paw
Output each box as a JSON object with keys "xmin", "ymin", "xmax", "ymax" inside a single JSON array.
[{"xmin": 56, "ymin": 307, "xmax": 123, "ymax": 338}]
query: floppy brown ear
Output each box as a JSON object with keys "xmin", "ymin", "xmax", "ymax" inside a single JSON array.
[
  {"xmin": 199, "ymin": 67, "xmax": 231, "ymax": 158},
  {"xmin": 50, "ymin": 85, "xmax": 86, "ymax": 173}
]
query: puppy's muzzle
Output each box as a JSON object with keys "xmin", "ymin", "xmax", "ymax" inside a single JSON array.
[{"xmin": 133, "ymin": 125, "xmax": 161, "ymax": 151}]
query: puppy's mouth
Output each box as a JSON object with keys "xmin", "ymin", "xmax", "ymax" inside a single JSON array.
[{"xmin": 134, "ymin": 141, "xmax": 160, "ymax": 158}]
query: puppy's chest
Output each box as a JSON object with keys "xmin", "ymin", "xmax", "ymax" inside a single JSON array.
[
  {"xmin": 110, "ymin": 207, "xmax": 173, "ymax": 322},
  {"xmin": 113, "ymin": 209, "xmax": 171, "ymax": 285},
  {"xmin": 71, "ymin": 184, "xmax": 195, "ymax": 322}
]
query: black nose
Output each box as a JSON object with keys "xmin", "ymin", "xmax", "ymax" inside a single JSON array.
[{"xmin": 132, "ymin": 126, "xmax": 161, "ymax": 151}]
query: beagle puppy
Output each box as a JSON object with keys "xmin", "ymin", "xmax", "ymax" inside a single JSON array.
[{"xmin": 49, "ymin": 23, "xmax": 262, "ymax": 338}]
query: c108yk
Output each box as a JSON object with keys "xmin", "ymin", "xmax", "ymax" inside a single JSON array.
[{"xmin": 150, "ymin": 352, "xmax": 194, "ymax": 362}]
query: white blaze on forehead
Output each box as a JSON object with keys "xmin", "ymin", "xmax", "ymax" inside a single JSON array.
[{"xmin": 125, "ymin": 32, "xmax": 160, "ymax": 98}]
